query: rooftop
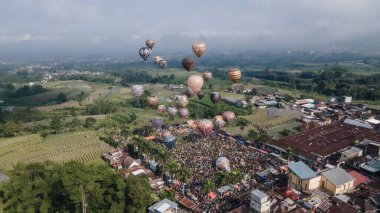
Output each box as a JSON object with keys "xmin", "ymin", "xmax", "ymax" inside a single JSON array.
[
  {"xmin": 322, "ymin": 167, "xmax": 355, "ymax": 186},
  {"xmin": 347, "ymin": 170, "xmax": 370, "ymax": 187},
  {"xmin": 288, "ymin": 161, "xmax": 317, "ymax": 179},
  {"xmin": 148, "ymin": 199, "xmax": 178, "ymax": 213},
  {"xmin": 270, "ymin": 121, "xmax": 380, "ymax": 159}
]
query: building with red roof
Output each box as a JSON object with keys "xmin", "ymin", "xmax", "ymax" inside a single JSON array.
[{"xmin": 348, "ymin": 170, "xmax": 370, "ymax": 187}]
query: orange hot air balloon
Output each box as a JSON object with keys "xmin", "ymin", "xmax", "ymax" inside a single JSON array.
[
  {"xmin": 228, "ymin": 68, "xmax": 241, "ymax": 83},
  {"xmin": 203, "ymin": 72, "xmax": 212, "ymax": 81},
  {"xmin": 146, "ymin": 96, "xmax": 158, "ymax": 107},
  {"xmin": 187, "ymin": 75, "xmax": 204, "ymax": 94},
  {"xmin": 192, "ymin": 42, "xmax": 206, "ymax": 57}
]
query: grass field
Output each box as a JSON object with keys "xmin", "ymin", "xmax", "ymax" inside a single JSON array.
[{"xmin": 0, "ymin": 131, "xmax": 111, "ymax": 172}]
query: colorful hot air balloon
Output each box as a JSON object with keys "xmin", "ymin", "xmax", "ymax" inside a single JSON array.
[
  {"xmin": 197, "ymin": 119, "xmax": 214, "ymax": 137},
  {"xmin": 228, "ymin": 68, "xmax": 241, "ymax": 83},
  {"xmin": 146, "ymin": 39, "xmax": 155, "ymax": 50},
  {"xmin": 222, "ymin": 111, "xmax": 236, "ymax": 122},
  {"xmin": 216, "ymin": 157, "xmax": 231, "ymax": 173},
  {"xmin": 203, "ymin": 72, "xmax": 212, "ymax": 81},
  {"xmin": 187, "ymin": 75, "xmax": 204, "ymax": 94},
  {"xmin": 151, "ymin": 118, "xmax": 163, "ymax": 129},
  {"xmin": 197, "ymin": 91, "xmax": 204, "ymax": 100},
  {"xmin": 213, "ymin": 115, "xmax": 226, "ymax": 129},
  {"xmin": 192, "ymin": 42, "xmax": 206, "ymax": 57},
  {"xmin": 167, "ymin": 107, "xmax": 178, "ymax": 116},
  {"xmin": 139, "ymin": 47, "xmax": 151, "ymax": 61},
  {"xmin": 158, "ymin": 59, "xmax": 167, "ymax": 69},
  {"xmin": 146, "ymin": 96, "xmax": 158, "ymax": 107},
  {"xmin": 210, "ymin": 92, "xmax": 221, "ymax": 104},
  {"xmin": 157, "ymin": 105, "xmax": 167, "ymax": 114},
  {"xmin": 131, "ymin": 85, "xmax": 144, "ymax": 97},
  {"xmin": 183, "ymin": 87, "xmax": 196, "ymax": 98},
  {"xmin": 181, "ymin": 57, "xmax": 195, "ymax": 71},
  {"xmin": 178, "ymin": 108, "xmax": 189, "ymax": 119},
  {"xmin": 153, "ymin": 56, "xmax": 162, "ymax": 64},
  {"xmin": 161, "ymin": 130, "xmax": 172, "ymax": 140},
  {"xmin": 175, "ymin": 95, "xmax": 188, "ymax": 108},
  {"xmin": 164, "ymin": 135, "xmax": 177, "ymax": 149}
]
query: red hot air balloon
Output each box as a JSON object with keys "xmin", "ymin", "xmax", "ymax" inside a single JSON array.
[
  {"xmin": 222, "ymin": 111, "xmax": 236, "ymax": 122},
  {"xmin": 197, "ymin": 119, "xmax": 214, "ymax": 137},
  {"xmin": 187, "ymin": 75, "xmax": 204, "ymax": 94},
  {"xmin": 181, "ymin": 57, "xmax": 195, "ymax": 71}
]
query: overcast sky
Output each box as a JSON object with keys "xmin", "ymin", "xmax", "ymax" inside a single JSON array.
[{"xmin": 1, "ymin": 0, "xmax": 380, "ymax": 57}]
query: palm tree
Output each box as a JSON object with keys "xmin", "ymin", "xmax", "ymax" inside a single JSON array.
[{"xmin": 285, "ymin": 147, "xmax": 294, "ymax": 163}]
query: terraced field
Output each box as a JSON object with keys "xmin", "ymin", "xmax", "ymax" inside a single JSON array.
[{"xmin": 0, "ymin": 131, "xmax": 111, "ymax": 171}]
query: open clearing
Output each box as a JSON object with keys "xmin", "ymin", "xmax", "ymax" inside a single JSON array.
[{"xmin": 0, "ymin": 131, "xmax": 111, "ymax": 172}]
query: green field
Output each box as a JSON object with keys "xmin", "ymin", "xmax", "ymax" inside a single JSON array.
[{"xmin": 0, "ymin": 131, "xmax": 111, "ymax": 172}]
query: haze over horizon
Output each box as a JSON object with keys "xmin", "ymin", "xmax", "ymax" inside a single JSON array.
[{"xmin": 1, "ymin": 0, "xmax": 380, "ymax": 59}]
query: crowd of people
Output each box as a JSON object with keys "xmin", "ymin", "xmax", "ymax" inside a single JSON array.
[{"xmin": 167, "ymin": 127, "xmax": 288, "ymax": 211}]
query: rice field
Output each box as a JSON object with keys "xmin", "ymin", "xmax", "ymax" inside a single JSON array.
[{"xmin": 0, "ymin": 131, "xmax": 111, "ymax": 171}]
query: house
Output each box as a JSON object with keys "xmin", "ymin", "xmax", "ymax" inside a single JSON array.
[
  {"xmin": 320, "ymin": 167, "xmax": 355, "ymax": 195},
  {"xmin": 347, "ymin": 170, "xmax": 370, "ymax": 187},
  {"xmin": 217, "ymin": 185, "xmax": 234, "ymax": 197},
  {"xmin": 288, "ymin": 161, "xmax": 320, "ymax": 192},
  {"xmin": 340, "ymin": 96, "xmax": 352, "ymax": 103},
  {"xmin": 250, "ymin": 189, "xmax": 270, "ymax": 213},
  {"xmin": 148, "ymin": 199, "xmax": 178, "ymax": 213},
  {"xmin": 340, "ymin": 147, "xmax": 363, "ymax": 161},
  {"xmin": 122, "ymin": 156, "xmax": 140, "ymax": 169},
  {"xmin": 360, "ymin": 158, "xmax": 380, "ymax": 174}
]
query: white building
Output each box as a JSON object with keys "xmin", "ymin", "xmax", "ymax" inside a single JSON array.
[
  {"xmin": 148, "ymin": 199, "xmax": 178, "ymax": 213},
  {"xmin": 250, "ymin": 189, "xmax": 270, "ymax": 213}
]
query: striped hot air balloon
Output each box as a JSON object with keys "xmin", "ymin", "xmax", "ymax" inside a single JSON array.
[
  {"xmin": 228, "ymin": 68, "xmax": 241, "ymax": 83},
  {"xmin": 187, "ymin": 75, "xmax": 204, "ymax": 94}
]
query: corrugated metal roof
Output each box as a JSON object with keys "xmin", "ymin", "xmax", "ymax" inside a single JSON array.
[
  {"xmin": 288, "ymin": 161, "xmax": 317, "ymax": 179},
  {"xmin": 344, "ymin": 118, "xmax": 373, "ymax": 129},
  {"xmin": 322, "ymin": 167, "xmax": 355, "ymax": 186}
]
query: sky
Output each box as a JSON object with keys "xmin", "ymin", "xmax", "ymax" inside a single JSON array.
[{"xmin": 1, "ymin": 0, "xmax": 380, "ymax": 58}]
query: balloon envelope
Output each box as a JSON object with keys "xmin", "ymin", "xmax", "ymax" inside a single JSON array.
[
  {"xmin": 146, "ymin": 39, "xmax": 155, "ymax": 49},
  {"xmin": 151, "ymin": 118, "xmax": 163, "ymax": 129},
  {"xmin": 139, "ymin": 47, "xmax": 151, "ymax": 61},
  {"xmin": 228, "ymin": 68, "xmax": 242, "ymax": 83},
  {"xmin": 210, "ymin": 92, "xmax": 221, "ymax": 104},
  {"xmin": 178, "ymin": 108, "xmax": 189, "ymax": 119},
  {"xmin": 175, "ymin": 95, "xmax": 188, "ymax": 108},
  {"xmin": 131, "ymin": 85, "xmax": 144, "ymax": 97},
  {"xmin": 181, "ymin": 57, "xmax": 195, "ymax": 71},
  {"xmin": 164, "ymin": 135, "xmax": 177, "ymax": 149},
  {"xmin": 153, "ymin": 56, "xmax": 162, "ymax": 64},
  {"xmin": 197, "ymin": 92, "xmax": 204, "ymax": 100},
  {"xmin": 187, "ymin": 75, "xmax": 204, "ymax": 94},
  {"xmin": 167, "ymin": 107, "xmax": 178, "ymax": 116},
  {"xmin": 183, "ymin": 87, "xmax": 196, "ymax": 98},
  {"xmin": 192, "ymin": 42, "xmax": 206, "ymax": 57},
  {"xmin": 216, "ymin": 157, "xmax": 231, "ymax": 173},
  {"xmin": 161, "ymin": 130, "xmax": 172, "ymax": 140},
  {"xmin": 203, "ymin": 72, "xmax": 212, "ymax": 81},
  {"xmin": 213, "ymin": 115, "xmax": 226, "ymax": 129},
  {"xmin": 146, "ymin": 96, "xmax": 158, "ymax": 107},
  {"xmin": 222, "ymin": 111, "xmax": 236, "ymax": 122},
  {"xmin": 197, "ymin": 119, "xmax": 214, "ymax": 137},
  {"xmin": 157, "ymin": 105, "xmax": 167, "ymax": 114},
  {"xmin": 158, "ymin": 59, "xmax": 167, "ymax": 69}
]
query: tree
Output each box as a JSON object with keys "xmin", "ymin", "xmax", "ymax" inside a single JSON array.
[
  {"xmin": 1, "ymin": 121, "xmax": 18, "ymax": 137},
  {"xmin": 247, "ymin": 129, "xmax": 259, "ymax": 142},
  {"xmin": 165, "ymin": 160, "xmax": 180, "ymax": 178},
  {"xmin": 177, "ymin": 168, "xmax": 191, "ymax": 183},
  {"xmin": 50, "ymin": 116, "xmax": 63, "ymax": 134},
  {"xmin": 234, "ymin": 117, "xmax": 250, "ymax": 132},
  {"xmin": 285, "ymin": 147, "xmax": 294, "ymax": 162},
  {"xmin": 56, "ymin": 92, "xmax": 68, "ymax": 104},
  {"xmin": 202, "ymin": 179, "xmax": 216, "ymax": 194},
  {"xmin": 84, "ymin": 117, "xmax": 96, "ymax": 128},
  {"xmin": 279, "ymin": 128, "xmax": 292, "ymax": 137},
  {"xmin": 125, "ymin": 175, "xmax": 153, "ymax": 213},
  {"xmin": 68, "ymin": 118, "xmax": 81, "ymax": 131}
]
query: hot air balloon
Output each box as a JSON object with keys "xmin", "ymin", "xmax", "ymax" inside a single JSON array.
[
  {"xmin": 228, "ymin": 68, "xmax": 241, "ymax": 83},
  {"xmin": 146, "ymin": 96, "xmax": 158, "ymax": 107},
  {"xmin": 197, "ymin": 119, "xmax": 214, "ymax": 137},
  {"xmin": 197, "ymin": 91, "xmax": 204, "ymax": 100},
  {"xmin": 192, "ymin": 42, "xmax": 206, "ymax": 57},
  {"xmin": 203, "ymin": 72, "xmax": 212, "ymax": 81},
  {"xmin": 139, "ymin": 47, "xmax": 151, "ymax": 61},
  {"xmin": 158, "ymin": 59, "xmax": 167, "ymax": 69},
  {"xmin": 146, "ymin": 39, "xmax": 155, "ymax": 50},
  {"xmin": 178, "ymin": 108, "xmax": 189, "ymax": 119},
  {"xmin": 216, "ymin": 157, "xmax": 231, "ymax": 173},
  {"xmin": 183, "ymin": 87, "xmax": 196, "ymax": 98},
  {"xmin": 151, "ymin": 118, "xmax": 163, "ymax": 129},
  {"xmin": 157, "ymin": 105, "xmax": 167, "ymax": 114},
  {"xmin": 164, "ymin": 135, "xmax": 177, "ymax": 149},
  {"xmin": 210, "ymin": 92, "xmax": 221, "ymax": 104},
  {"xmin": 175, "ymin": 95, "xmax": 188, "ymax": 108},
  {"xmin": 222, "ymin": 111, "xmax": 236, "ymax": 122},
  {"xmin": 213, "ymin": 115, "xmax": 226, "ymax": 129},
  {"xmin": 161, "ymin": 130, "xmax": 172, "ymax": 140},
  {"xmin": 131, "ymin": 85, "xmax": 144, "ymax": 97},
  {"xmin": 187, "ymin": 75, "xmax": 204, "ymax": 94},
  {"xmin": 153, "ymin": 56, "xmax": 162, "ymax": 64},
  {"xmin": 181, "ymin": 57, "xmax": 195, "ymax": 71},
  {"xmin": 167, "ymin": 107, "xmax": 178, "ymax": 116}
]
